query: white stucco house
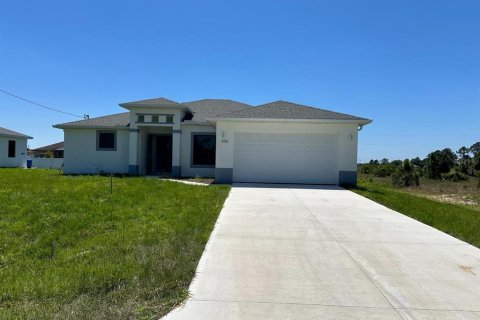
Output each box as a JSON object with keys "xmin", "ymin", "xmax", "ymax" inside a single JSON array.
[
  {"xmin": 53, "ymin": 98, "xmax": 371, "ymax": 185},
  {"xmin": 0, "ymin": 127, "xmax": 32, "ymax": 168}
]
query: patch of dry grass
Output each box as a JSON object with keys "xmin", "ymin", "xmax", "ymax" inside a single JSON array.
[{"xmin": 359, "ymin": 173, "xmax": 480, "ymax": 210}]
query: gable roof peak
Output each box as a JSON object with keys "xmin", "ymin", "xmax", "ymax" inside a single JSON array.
[
  {"xmin": 211, "ymin": 100, "xmax": 371, "ymax": 123},
  {"xmin": 119, "ymin": 97, "xmax": 181, "ymax": 108}
]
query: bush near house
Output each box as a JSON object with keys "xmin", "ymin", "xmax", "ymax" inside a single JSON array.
[{"xmin": 0, "ymin": 169, "xmax": 230, "ymax": 319}]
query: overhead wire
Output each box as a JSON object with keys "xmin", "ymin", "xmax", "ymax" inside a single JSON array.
[{"xmin": 0, "ymin": 89, "xmax": 87, "ymax": 119}]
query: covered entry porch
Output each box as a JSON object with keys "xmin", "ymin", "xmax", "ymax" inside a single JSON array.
[{"xmin": 129, "ymin": 126, "xmax": 181, "ymax": 176}]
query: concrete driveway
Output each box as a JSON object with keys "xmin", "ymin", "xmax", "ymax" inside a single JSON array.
[{"xmin": 164, "ymin": 184, "xmax": 480, "ymax": 320}]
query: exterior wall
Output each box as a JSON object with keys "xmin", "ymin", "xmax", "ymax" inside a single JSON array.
[
  {"xmin": 180, "ymin": 124, "xmax": 216, "ymax": 177},
  {"xmin": 63, "ymin": 128, "xmax": 129, "ymax": 174},
  {"xmin": 215, "ymin": 121, "xmax": 359, "ymax": 184},
  {"xmin": 0, "ymin": 136, "xmax": 28, "ymax": 168}
]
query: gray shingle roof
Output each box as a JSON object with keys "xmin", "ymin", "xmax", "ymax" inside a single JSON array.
[
  {"xmin": 119, "ymin": 97, "xmax": 180, "ymax": 108},
  {"xmin": 34, "ymin": 141, "xmax": 64, "ymax": 151},
  {"xmin": 213, "ymin": 100, "xmax": 371, "ymax": 122},
  {"xmin": 0, "ymin": 126, "xmax": 32, "ymax": 139},
  {"xmin": 54, "ymin": 98, "xmax": 371, "ymax": 128},
  {"xmin": 183, "ymin": 99, "xmax": 252, "ymax": 123},
  {"xmin": 53, "ymin": 112, "xmax": 130, "ymax": 128}
]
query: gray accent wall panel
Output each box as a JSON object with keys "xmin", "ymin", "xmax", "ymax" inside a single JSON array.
[
  {"xmin": 215, "ymin": 168, "xmax": 233, "ymax": 184},
  {"xmin": 129, "ymin": 165, "xmax": 139, "ymax": 175},
  {"xmin": 172, "ymin": 166, "xmax": 181, "ymax": 177},
  {"xmin": 339, "ymin": 171, "xmax": 357, "ymax": 186}
]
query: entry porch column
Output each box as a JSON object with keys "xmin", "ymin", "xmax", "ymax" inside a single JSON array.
[
  {"xmin": 129, "ymin": 128, "xmax": 140, "ymax": 175},
  {"xmin": 172, "ymin": 129, "xmax": 181, "ymax": 177}
]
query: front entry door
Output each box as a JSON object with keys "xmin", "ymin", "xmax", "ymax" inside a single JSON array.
[{"xmin": 147, "ymin": 135, "xmax": 172, "ymax": 175}]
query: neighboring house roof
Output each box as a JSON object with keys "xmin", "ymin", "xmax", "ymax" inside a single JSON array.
[
  {"xmin": 119, "ymin": 97, "xmax": 180, "ymax": 108},
  {"xmin": 53, "ymin": 112, "xmax": 130, "ymax": 129},
  {"xmin": 34, "ymin": 141, "xmax": 64, "ymax": 151},
  {"xmin": 0, "ymin": 126, "xmax": 33, "ymax": 139},
  {"xmin": 212, "ymin": 100, "xmax": 371, "ymax": 123},
  {"xmin": 183, "ymin": 99, "xmax": 252, "ymax": 123}
]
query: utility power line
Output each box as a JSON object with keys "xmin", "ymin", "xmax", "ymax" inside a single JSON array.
[
  {"xmin": 0, "ymin": 89, "xmax": 87, "ymax": 119},
  {"xmin": 366, "ymin": 134, "xmax": 479, "ymax": 137}
]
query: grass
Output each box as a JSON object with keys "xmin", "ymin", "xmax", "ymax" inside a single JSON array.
[
  {"xmin": 0, "ymin": 169, "xmax": 230, "ymax": 319},
  {"xmin": 359, "ymin": 173, "xmax": 480, "ymax": 210},
  {"xmin": 351, "ymin": 177, "xmax": 480, "ymax": 248}
]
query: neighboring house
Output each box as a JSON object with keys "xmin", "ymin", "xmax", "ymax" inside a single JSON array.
[
  {"xmin": 0, "ymin": 127, "xmax": 33, "ymax": 168},
  {"xmin": 53, "ymin": 98, "xmax": 371, "ymax": 185},
  {"xmin": 31, "ymin": 141, "xmax": 64, "ymax": 158}
]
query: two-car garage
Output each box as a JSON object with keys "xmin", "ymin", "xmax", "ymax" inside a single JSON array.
[
  {"xmin": 232, "ymin": 132, "xmax": 339, "ymax": 184},
  {"xmin": 212, "ymin": 101, "xmax": 371, "ymax": 186}
]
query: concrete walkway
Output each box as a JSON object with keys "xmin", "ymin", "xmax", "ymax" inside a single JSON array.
[{"xmin": 164, "ymin": 184, "xmax": 480, "ymax": 320}]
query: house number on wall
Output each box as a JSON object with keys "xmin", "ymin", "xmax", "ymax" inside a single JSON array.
[{"xmin": 221, "ymin": 139, "xmax": 228, "ymax": 143}]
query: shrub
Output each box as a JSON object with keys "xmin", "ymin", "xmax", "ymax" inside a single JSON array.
[
  {"xmin": 442, "ymin": 171, "xmax": 469, "ymax": 182},
  {"xmin": 44, "ymin": 150, "xmax": 54, "ymax": 158},
  {"xmin": 410, "ymin": 157, "xmax": 424, "ymax": 168},
  {"xmin": 425, "ymin": 148, "xmax": 457, "ymax": 179},
  {"xmin": 374, "ymin": 167, "xmax": 389, "ymax": 177},
  {"xmin": 359, "ymin": 164, "xmax": 373, "ymax": 174},
  {"xmin": 391, "ymin": 160, "xmax": 403, "ymax": 166},
  {"xmin": 392, "ymin": 160, "xmax": 420, "ymax": 187},
  {"xmin": 374, "ymin": 164, "xmax": 397, "ymax": 177}
]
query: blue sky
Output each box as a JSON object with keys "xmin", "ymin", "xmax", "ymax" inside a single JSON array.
[{"xmin": 1, "ymin": 0, "xmax": 479, "ymax": 162}]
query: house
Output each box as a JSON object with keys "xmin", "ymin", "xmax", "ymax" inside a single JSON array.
[
  {"xmin": 53, "ymin": 98, "xmax": 371, "ymax": 185},
  {"xmin": 31, "ymin": 141, "xmax": 64, "ymax": 158},
  {"xmin": 0, "ymin": 127, "xmax": 33, "ymax": 168}
]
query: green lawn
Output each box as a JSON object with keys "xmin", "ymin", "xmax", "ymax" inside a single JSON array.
[
  {"xmin": 0, "ymin": 169, "xmax": 230, "ymax": 319},
  {"xmin": 351, "ymin": 178, "xmax": 480, "ymax": 248}
]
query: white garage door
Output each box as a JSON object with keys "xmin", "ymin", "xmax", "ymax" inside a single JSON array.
[{"xmin": 233, "ymin": 133, "xmax": 339, "ymax": 184}]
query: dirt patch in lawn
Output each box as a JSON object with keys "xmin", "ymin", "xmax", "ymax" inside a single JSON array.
[{"xmin": 425, "ymin": 194, "xmax": 479, "ymax": 206}]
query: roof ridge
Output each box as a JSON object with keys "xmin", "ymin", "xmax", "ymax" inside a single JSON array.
[
  {"xmin": 259, "ymin": 100, "xmax": 370, "ymax": 120},
  {"xmin": 119, "ymin": 97, "xmax": 180, "ymax": 107},
  {"xmin": 182, "ymin": 98, "xmax": 252, "ymax": 105},
  {"xmin": 209, "ymin": 100, "xmax": 371, "ymax": 122},
  {"xmin": 34, "ymin": 141, "xmax": 64, "ymax": 150}
]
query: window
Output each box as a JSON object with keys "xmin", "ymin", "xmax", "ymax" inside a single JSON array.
[
  {"xmin": 137, "ymin": 115, "xmax": 145, "ymax": 123},
  {"xmin": 8, "ymin": 140, "xmax": 15, "ymax": 158},
  {"xmin": 166, "ymin": 115, "xmax": 174, "ymax": 123},
  {"xmin": 192, "ymin": 134, "xmax": 215, "ymax": 166},
  {"xmin": 97, "ymin": 131, "xmax": 116, "ymax": 151},
  {"xmin": 152, "ymin": 115, "xmax": 159, "ymax": 123}
]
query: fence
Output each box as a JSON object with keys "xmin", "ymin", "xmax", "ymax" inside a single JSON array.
[{"xmin": 30, "ymin": 158, "xmax": 64, "ymax": 170}]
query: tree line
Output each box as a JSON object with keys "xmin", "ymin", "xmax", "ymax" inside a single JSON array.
[{"xmin": 359, "ymin": 142, "xmax": 480, "ymax": 187}]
